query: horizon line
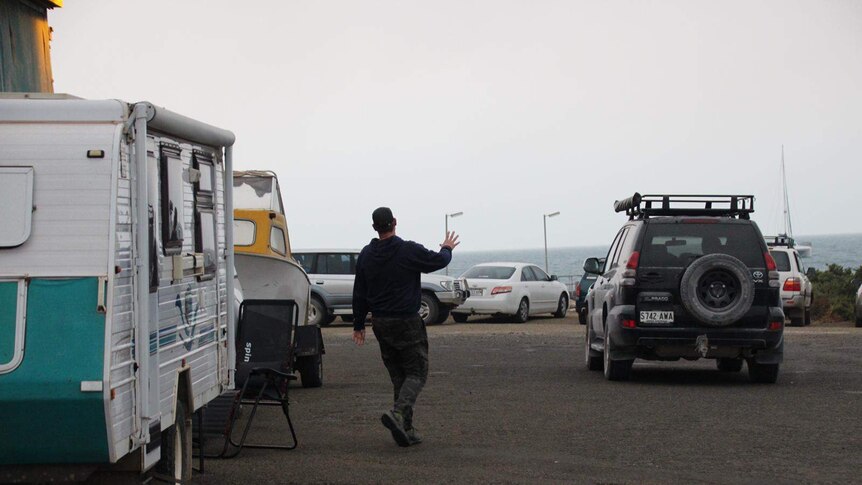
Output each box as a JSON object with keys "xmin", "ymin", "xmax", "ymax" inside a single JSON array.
[{"xmin": 453, "ymin": 231, "xmax": 862, "ymax": 254}]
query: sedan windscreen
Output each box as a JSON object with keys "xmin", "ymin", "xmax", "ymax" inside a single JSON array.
[
  {"xmin": 640, "ymin": 223, "xmax": 765, "ymax": 268},
  {"xmin": 462, "ymin": 266, "xmax": 516, "ymax": 280}
]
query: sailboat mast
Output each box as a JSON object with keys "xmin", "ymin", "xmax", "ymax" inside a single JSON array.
[{"xmin": 781, "ymin": 145, "xmax": 794, "ymax": 238}]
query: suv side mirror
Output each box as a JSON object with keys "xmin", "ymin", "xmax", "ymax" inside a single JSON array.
[
  {"xmin": 550, "ymin": 275, "xmax": 558, "ymax": 281},
  {"xmin": 806, "ymin": 267, "xmax": 817, "ymax": 279},
  {"xmin": 851, "ymin": 278, "xmax": 861, "ymax": 288},
  {"xmin": 583, "ymin": 257, "xmax": 602, "ymax": 275}
]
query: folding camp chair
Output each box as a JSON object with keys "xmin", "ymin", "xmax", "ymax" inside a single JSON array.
[{"xmin": 195, "ymin": 299, "xmax": 299, "ymax": 461}]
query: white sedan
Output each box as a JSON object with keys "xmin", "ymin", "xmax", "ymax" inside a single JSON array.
[{"xmin": 452, "ymin": 262, "xmax": 570, "ymax": 323}]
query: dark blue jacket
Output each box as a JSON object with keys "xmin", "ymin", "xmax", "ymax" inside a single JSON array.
[{"xmin": 352, "ymin": 236, "xmax": 452, "ymax": 331}]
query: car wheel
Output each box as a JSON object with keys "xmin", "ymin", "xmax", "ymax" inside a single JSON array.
[
  {"xmin": 716, "ymin": 357, "xmax": 744, "ymax": 372},
  {"xmin": 747, "ymin": 360, "xmax": 779, "ymax": 384},
  {"xmin": 420, "ymin": 293, "xmax": 440, "ymax": 325},
  {"xmin": 308, "ymin": 297, "xmax": 334, "ymax": 327},
  {"xmin": 340, "ymin": 315, "xmax": 352, "ymax": 323},
  {"xmin": 585, "ymin": 321, "xmax": 602, "ymax": 371},
  {"xmin": 434, "ymin": 308, "xmax": 451, "ymax": 324},
  {"xmin": 553, "ymin": 293, "xmax": 568, "ymax": 318},
  {"xmin": 803, "ymin": 308, "xmax": 811, "ymax": 326},
  {"xmin": 857, "ymin": 315, "xmax": 862, "ymax": 328},
  {"xmin": 297, "ymin": 353, "xmax": 323, "ymax": 388},
  {"xmin": 679, "ymin": 254, "xmax": 755, "ymax": 327},
  {"xmin": 578, "ymin": 307, "xmax": 587, "ymax": 325},
  {"xmin": 156, "ymin": 400, "xmax": 192, "ymax": 484},
  {"xmin": 514, "ymin": 298, "xmax": 529, "ymax": 323},
  {"xmin": 453, "ymin": 313, "xmax": 469, "ymax": 323},
  {"xmin": 789, "ymin": 312, "xmax": 804, "ymax": 327},
  {"xmin": 603, "ymin": 326, "xmax": 633, "ymax": 381}
]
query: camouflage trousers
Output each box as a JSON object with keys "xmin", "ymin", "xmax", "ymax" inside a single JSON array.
[{"xmin": 371, "ymin": 314, "xmax": 429, "ymax": 429}]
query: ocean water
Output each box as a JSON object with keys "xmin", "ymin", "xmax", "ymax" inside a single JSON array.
[{"xmin": 440, "ymin": 233, "xmax": 862, "ymax": 282}]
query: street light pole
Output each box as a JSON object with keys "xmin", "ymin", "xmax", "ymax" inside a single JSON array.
[
  {"xmin": 543, "ymin": 211, "xmax": 560, "ymax": 273},
  {"xmin": 445, "ymin": 211, "xmax": 464, "ymax": 275}
]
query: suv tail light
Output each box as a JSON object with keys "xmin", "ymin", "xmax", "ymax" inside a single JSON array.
[
  {"xmin": 783, "ymin": 277, "xmax": 802, "ymax": 292},
  {"xmin": 626, "ymin": 251, "xmax": 640, "ymax": 270},
  {"xmin": 764, "ymin": 252, "xmax": 777, "ymax": 271},
  {"xmin": 575, "ymin": 282, "xmax": 581, "ymax": 298},
  {"xmin": 621, "ymin": 251, "xmax": 639, "ymax": 287},
  {"xmin": 491, "ymin": 286, "xmax": 512, "ymax": 295}
]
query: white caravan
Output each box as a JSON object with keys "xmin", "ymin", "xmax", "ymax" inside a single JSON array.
[{"xmin": 0, "ymin": 94, "xmax": 236, "ymax": 482}]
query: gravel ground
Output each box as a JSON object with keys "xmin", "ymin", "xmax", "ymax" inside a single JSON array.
[{"xmin": 199, "ymin": 314, "xmax": 862, "ymax": 484}]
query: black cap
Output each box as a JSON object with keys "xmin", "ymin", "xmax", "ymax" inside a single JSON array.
[{"xmin": 372, "ymin": 207, "xmax": 394, "ymax": 231}]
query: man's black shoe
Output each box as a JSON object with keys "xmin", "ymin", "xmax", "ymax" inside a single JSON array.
[
  {"xmin": 406, "ymin": 427, "xmax": 423, "ymax": 445},
  {"xmin": 381, "ymin": 411, "xmax": 410, "ymax": 447}
]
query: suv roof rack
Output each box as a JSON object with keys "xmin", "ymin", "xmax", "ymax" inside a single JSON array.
[
  {"xmin": 614, "ymin": 193, "xmax": 755, "ymax": 220},
  {"xmin": 765, "ymin": 234, "xmax": 795, "ymax": 248}
]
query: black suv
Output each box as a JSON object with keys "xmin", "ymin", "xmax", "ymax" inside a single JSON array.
[{"xmin": 584, "ymin": 194, "xmax": 784, "ymax": 383}]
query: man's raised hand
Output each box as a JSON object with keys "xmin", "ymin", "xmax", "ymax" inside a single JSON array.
[
  {"xmin": 353, "ymin": 329, "xmax": 365, "ymax": 346},
  {"xmin": 441, "ymin": 231, "xmax": 460, "ymax": 251}
]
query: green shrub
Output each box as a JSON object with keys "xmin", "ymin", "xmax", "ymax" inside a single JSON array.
[{"xmin": 807, "ymin": 264, "xmax": 862, "ymax": 322}]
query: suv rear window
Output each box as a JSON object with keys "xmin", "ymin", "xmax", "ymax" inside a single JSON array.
[
  {"xmin": 640, "ymin": 223, "xmax": 764, "ymax": 268},
  {"xmin": 769, "ymin": 251, "xmax": 792, "ymax": 272}
]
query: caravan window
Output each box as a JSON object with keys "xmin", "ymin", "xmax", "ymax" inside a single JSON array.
[
  {"xmin": 148, "ymin": 156, "xmax": 160, "ymax": 292},
  {"xmin": 196, "ymin": 160, "xmax": 214, "ymax": 194},
  {"xmin": 160, "ymin": 145, "xmax": 185, "ymax": 253},
  {"xmin": 0, "ymin": 167, "xmax": 34, "ymax": 247},
  {"xmin": 193, "ymin": 151, "xmax": 216, "ymax": 279},
  {"xmin": 196, "ymin": 210, "xmax": 217, "ymax": 278},
  {"xmin": 193, "ymin": 151, "xmax": 215, "ymax": 198}
]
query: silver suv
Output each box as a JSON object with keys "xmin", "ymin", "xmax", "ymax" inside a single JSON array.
[
  {"xmin": 767, "ymin": 239, "xmax": 813, "ymax": 326},
  {"xmin": 293, "ymin": 249, "xmax": 469, "ymax": 326}
]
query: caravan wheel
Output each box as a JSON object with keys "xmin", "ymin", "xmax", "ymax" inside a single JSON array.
[{"xmin": 156, "ymin": 400, "xmax": 192, "ymax": 483}]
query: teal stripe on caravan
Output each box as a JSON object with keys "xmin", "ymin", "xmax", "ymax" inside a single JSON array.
[
  {"xmin": 0, "ymin": 282, "xmax": 17, "ymax": 364},
  {"xmin": 0, "ymin": 278, "xmax": 109, "ymax": 465}
]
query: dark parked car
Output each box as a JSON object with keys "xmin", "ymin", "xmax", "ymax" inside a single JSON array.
[
  {"xmin": 575, "ymin": 258, "xmax": 604, "ymax": 325},
  {"xmin": 584, "ymin": 193, "xmax": 784, "ymax": 383}
]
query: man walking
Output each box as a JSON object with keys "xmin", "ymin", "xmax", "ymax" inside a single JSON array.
[{"xmin": 352, "ymin": 207, "xmax": 460, "ymax": 447}]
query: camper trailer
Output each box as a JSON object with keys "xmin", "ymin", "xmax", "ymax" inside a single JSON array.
[{"xmin": 0, "ymin": 94, "xmax": 236, "ymax": 482}]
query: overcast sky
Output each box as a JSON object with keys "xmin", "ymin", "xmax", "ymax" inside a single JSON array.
[{"xmin": 50, "ymin": 0, "xmax": 862, "ymax": 251}]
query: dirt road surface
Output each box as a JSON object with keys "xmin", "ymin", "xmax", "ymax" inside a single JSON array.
[{"xmin": 199, "ymin": 315, "xmax": 862, "ymax": 484}]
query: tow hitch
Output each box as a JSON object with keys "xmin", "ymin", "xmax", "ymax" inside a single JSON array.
[{"xmin": 696, "ymin": 334, "xmax": 709, "ymax": 358}]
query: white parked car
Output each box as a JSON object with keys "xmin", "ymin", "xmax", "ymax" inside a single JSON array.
[
  {"xmin": 451, "ymin": 262, "xmax": 570, "ymax": 323},
  {"xmin": 768, "ymin": 245, "xmax": 813, "ymax": 326}
]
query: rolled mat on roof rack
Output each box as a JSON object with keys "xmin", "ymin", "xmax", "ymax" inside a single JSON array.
[{"xmin": 614, "ymin": 192, "xmax": 642, "ymax": 213}]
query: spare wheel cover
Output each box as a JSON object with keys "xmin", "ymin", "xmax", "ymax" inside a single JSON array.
[{"xmin": 679, "ymin": 253, "xmax": 755, "ymax": 327}]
